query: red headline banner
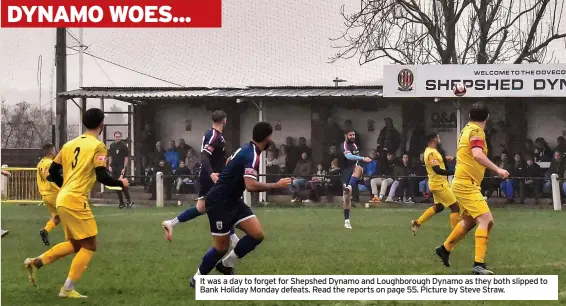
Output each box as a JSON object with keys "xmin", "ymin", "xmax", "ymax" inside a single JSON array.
[{"xmin": 1, "ymin": 0, "xmax": 221, "ymax": 28}]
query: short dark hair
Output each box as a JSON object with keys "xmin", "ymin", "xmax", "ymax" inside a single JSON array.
[
  {"xmin": 252, "ymin": 122, "xmax": 273, "ymax": 143},
  {"xmin": 469, "ymin": 102, "xmax": 489, "ymax": 122},
  {"xmin": 42, "ymin": 144, "xmax": 54, "ymax": 156},
  {"xmin": 344, "ymin": 128, "xmax": 355, "ymax": 135},
  {"xmin": 82, "ymin": 108, "xmax": 105, "ymax": 129},
  {"xmin": 114, "ymin": 131, "xmax": 122, "ymax": 137},
  {"xmin": 212, "ymin": 110, "xmax": 227, "ymax": 123},
  {"xmin": 426, "ymin": 133, "xmax": 439, "ymax": 143}
]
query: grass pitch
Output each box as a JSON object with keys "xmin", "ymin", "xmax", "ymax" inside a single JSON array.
[{"xmin": 1, "ymin": 204, "xmax": 565, "ymax": 306}]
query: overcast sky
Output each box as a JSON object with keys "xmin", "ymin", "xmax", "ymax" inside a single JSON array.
[{"xmin": 1, "ymin": 0, "xmax": 564, "ymax": 120}]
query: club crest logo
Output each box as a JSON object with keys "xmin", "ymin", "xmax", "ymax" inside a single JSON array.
[
  {"xmin": 397, "ymin": 69, "xmax": 414, "ymax": 92},
  {"xmin": 216, "ymin": 221, "xmax": 223, "ymax": 230}
]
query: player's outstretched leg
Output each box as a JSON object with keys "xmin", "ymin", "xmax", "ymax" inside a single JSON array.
[
  {"xmin": 40, "ymin": 215, "xmax": 60, "ymax": 246},
  {"xmin": 411, "ymin": 204, "xmax": 443, "ymax": 235},
  {"xmin": 58, "ymin": 237, "xmax": 96, "ymax": 298},
  {"xmin": 472, "ymin": 212, "xmax": 494, "ymax": 275},
  {"xmin": 190, "ymin": 236, "xmax": 230, "ymax": 288},
  {"xmin": 24, "ymin": 240, "xmax": 77, "ymax": 286},
  {"xmin": 218, "ymin": 216, "xmax": 264, "ymax": 275},
  {"xmin": 162, "ymin": 199, "xmax": 207, "ymax": 241},
  {"xmin": 435, "ymin": 213, "xmax": 475, "ymax": 268}
]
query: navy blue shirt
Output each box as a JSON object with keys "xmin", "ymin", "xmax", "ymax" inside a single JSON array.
[
  {"xmin": 200, "ymin": 128, "xmax": 226, "ymax": 176},
  {"xmin": 209, "ymin": 142, "xmax": 261, "ymax": 199},
  {"xmin": 341, "ymin": 140, "xmax": 360, "ymax": 168}
]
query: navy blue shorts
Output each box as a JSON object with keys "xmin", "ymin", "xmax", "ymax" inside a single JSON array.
[
  {"xmin": 341, "ymin": 166, "xmax": 356, "ymax": 184},
  {"xmin": 197, "ymin": 175, "xmax": 214, "ymax": 199},
  {"xmin": 206, "ymin": 197, "xmax": 255, "ymax": 236}
]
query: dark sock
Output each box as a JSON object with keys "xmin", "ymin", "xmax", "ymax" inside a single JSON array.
[
  {"xmin": 344, "ymin": 209, "xmax": 350, "ymax": 220},
  {"xmin": 198, "ymin": 248, "xmax": 226, "ymax": 275},
  {"xmin": 233, "ymin": 235, "xmax": 263, "ymax": 259},
  {"xmin": 123, "ymin": 188, "xmax": 131, "ymax": 202},
  {"xmin": 229, "ymin": 228, "xmax": 235, "ymax": 235},
  {"xmin": 177, "ymin": 207, "xmax": 203, "ymax": 223},
  {"xmin": 117, "ymin": 192, "xmax": 124, "ymax": 205},
  {"xmin": 348, "ymin": 176, "xmax": 358, "ymax": 187}
]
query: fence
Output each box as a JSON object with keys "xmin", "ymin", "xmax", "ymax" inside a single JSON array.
[{"xmin": 1, "ymin": 167, "xmax": 563, "ymax": 211}]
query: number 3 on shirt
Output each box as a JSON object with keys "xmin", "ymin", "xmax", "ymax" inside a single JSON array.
[{"xmin": 71, "ymin": 147, "xmax": 81, "ymax": 169}]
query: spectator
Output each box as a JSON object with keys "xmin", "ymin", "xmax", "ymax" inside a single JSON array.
[
  {"xmin": 369, "ymin": 151, "xmax": 396, "ymax": 202},
  {"xmin": 149, "ymin": 141, "xmax": 166, "ymax": 171},
  {"xmin": 405, "ymin": 120, "xmax": 426, "ymax": 160},
  {"xmin": 297, "ymin": 137, "xmax": 312, "ymax": 157},
  {"xmin": 534, "ymin": 137, "xmax": 553, "ymax": 162},
  {"xmin": 555, "ymin": 136, "xmax": 566, "ymax": 157},
  {"xmin": 523, "ymin": 156, "xmax": 542, "ymax": 198},
  {"xmin": 413, "ymin": 153, "xmax": 431, "ymax": 203},
  {"xmin": 362, "ymin": 149, "xmax": 379, "ymax": 188},
  {"xmin": 266, "ymin": 147, "xmax": 284, "ymax": 181},
  {"xmin": 165, "ymin": 140, "xmax": 181, "ymax": 171},
  {"xmin": 108, "ymin": 131, "xmax": 132, "ymax": 209},
  {"xmin": 327, "ymin": 158, "xmax": 342, "ymax": 194},
  {"xmin": 490, "ymin": 121, "xmax": 508, "ymax": 158},
  {"xmin": 501, "ymin": 153, "xmax": 524, "ymax": 204},
  {"xmin": 140, "ymin": 122, "xmax": 154, "ymax": 171},
  {"xmin": 487, "ymin": 152, "xmax": 511, "ymax": 199},
  {"xmin": 150, "ymin": 159, "xmax": 172, "ymax": 201},
  {"xmin": 185, "ymin": 148, "xmax": 199, "ymax": 173},
  {"xmin": 390, "ymin": 153, "xmax": 415, "ymax": 203},
  {"xmin": 344, "ymin": 119, "xmax": 362, "ymax": 149},
  {"xmin": 279, "ymin": 144, "xmax": 289, "ymax": 173},
  {"xmin": 290, "ymin": 152, "xmax": 314, "ymax": 203},
  {"xmin": 377, "ymin": 117, "xmax": 401, "ymax": 155},
  {"xmin": 322, "ymin": 145, "xmax": 341, "ymax": 170},
  {"xmin": 285, "ymin": 137, "xmax": 300, "ymax": 174},
  {"xmin": 175, "ymin": 161, "xmax": 192, "ymax": 194},
  {"xmin": 523, "ymin": 138, "xmax": 535, "ymax": 158},
  {"xmin": 324, "ymin": 116, "xmax": 344, "ymax": 148},
  {"xmin": 543, "ymin": 151, "xmax": 564, "ymax": 194},
  {"xmin": 177, "ymin": 138, "xmax": 192, "ymax": 162}
]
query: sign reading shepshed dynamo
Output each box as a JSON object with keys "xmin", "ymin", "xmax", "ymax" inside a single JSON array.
[{"xmin": 383, "ymin": 64, "xmax": 566, "ymax": 97}]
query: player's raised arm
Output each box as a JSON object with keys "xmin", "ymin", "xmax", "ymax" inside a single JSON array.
[
  {"xmin": 48, "ymin": 151, "xmax": 64, "ymax": 187},
  {"xmin": 469, "ymin": 131, "xmax": 508, "ymax": 178},
  {"xmin": 342, "ymin": 143, "xmax": 366, "ymax": 162},
  {"xmin": 92, "ymin": 143, "xmax": 128, "ymax": 187}
]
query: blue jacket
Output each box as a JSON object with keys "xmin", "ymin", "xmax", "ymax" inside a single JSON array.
[
  {"xmin": 364, "ymin": 160, "xmax": 379, "ymax": 176},
  {"xmin": 164, "ymin": 150, "xmax": 180, "ymax": 171}
]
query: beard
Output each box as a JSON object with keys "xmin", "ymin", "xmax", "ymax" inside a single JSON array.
[{"xmin": 347, "ymin": 137, "xmax": 355, "ymax": 143}]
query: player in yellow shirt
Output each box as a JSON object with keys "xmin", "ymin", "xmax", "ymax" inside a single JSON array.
[
  {"xmin": 37, "ymin": 144, "xmax": 62, "ymax": 246},
  {"xmin": 435, "ymin": 102, "xmax": 509, "ymax": 275},
  {"xmin": 24, "ymin": 108, "xmax": 128, "ymax": 298},
  {"xmin": 411, "ymin": 134, "xmax": 459, "ymax": 234}
]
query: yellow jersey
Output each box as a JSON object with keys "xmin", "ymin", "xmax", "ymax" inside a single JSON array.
[
  {"xmin": 54, "ymin": 133, "xmax": 108, "ymax": 203},
  {"xmin": 424, "ymin": 146, "xmax": 448, "ymax": 190},
  {"xmin": 36, "ymin": 157, "xmax": 60, "ymax": 196},
  {"xmin": 454, "ymin": 122, "xmax": 488, "ymax": 184}
]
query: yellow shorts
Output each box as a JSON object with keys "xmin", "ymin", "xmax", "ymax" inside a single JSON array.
[
  {"xmin": 430, "ymin": 185, "xmax": 457, "ymax": 207},
  {"xmin": 452, "ymin": 182, "xmax": 490, "ymax": 218},
  {"xmin": 56, "ymin": 194, "xmax": 97, "ymax": 240},
  {"xmin": 42, "ymin": 194, "xmax": 58, "ymax": 215}
]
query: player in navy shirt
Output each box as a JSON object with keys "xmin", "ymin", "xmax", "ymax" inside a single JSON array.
[
  {"xmin": 341, "ymin": 129, "xmax": 371, "ymax": 229},
  {"xmin": 162, "ymin": 110, "xmax": 239, "ymax": 247},
  {"xmin": 190, "ymin": 122, "xmax": 291, "ymax": 286}
]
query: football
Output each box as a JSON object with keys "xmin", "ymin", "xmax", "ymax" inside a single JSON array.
[{"xmin": 453, "ymin": 82, "xmax": 467, "ymax": 97}]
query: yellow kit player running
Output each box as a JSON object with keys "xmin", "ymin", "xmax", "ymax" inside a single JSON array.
[
  {"xmin": 435, "ymin": 102, "xmax": 509, "ymax": 275},
  {"xmin": 24, "ymin": 108, "xmax": 128, "ymax": 298},
  {"xmin": 37, "ymin": 144, "xmax": 61, "ymax": 246},
  {"xmin": 411, "ymin": 134, "xmax": 459, "ymax": 234}
]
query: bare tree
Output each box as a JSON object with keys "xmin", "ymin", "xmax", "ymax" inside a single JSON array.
[
  {"xmin": 1, "ymin": 100, "xmax": 53, "ymax": 148},
  {"xmin": 331, "ymin": 0, "xmax": 566, "ymax": 65}
]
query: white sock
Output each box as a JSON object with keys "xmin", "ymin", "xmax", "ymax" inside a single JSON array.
[
  {"xmin": 230, "ymin": 233, "xmax": 240, "ymax": 246},
  {"xmin": 63, "ymin": 278, "xmax": 75, "ymax": 290},
  {"xmin": 345, "ymin": 219, "xmax": 350, "ymax": 223},
  {"xmin": 222, "ymin": 250, "xmax": 239, "ymax": 268},
  {"xmin": 170, "ymin": 217, "xmax": 179, "ymax": 227},
  {"xmin": 194, "ymin": 268, "xmax": 201, "ymax": 277}
]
